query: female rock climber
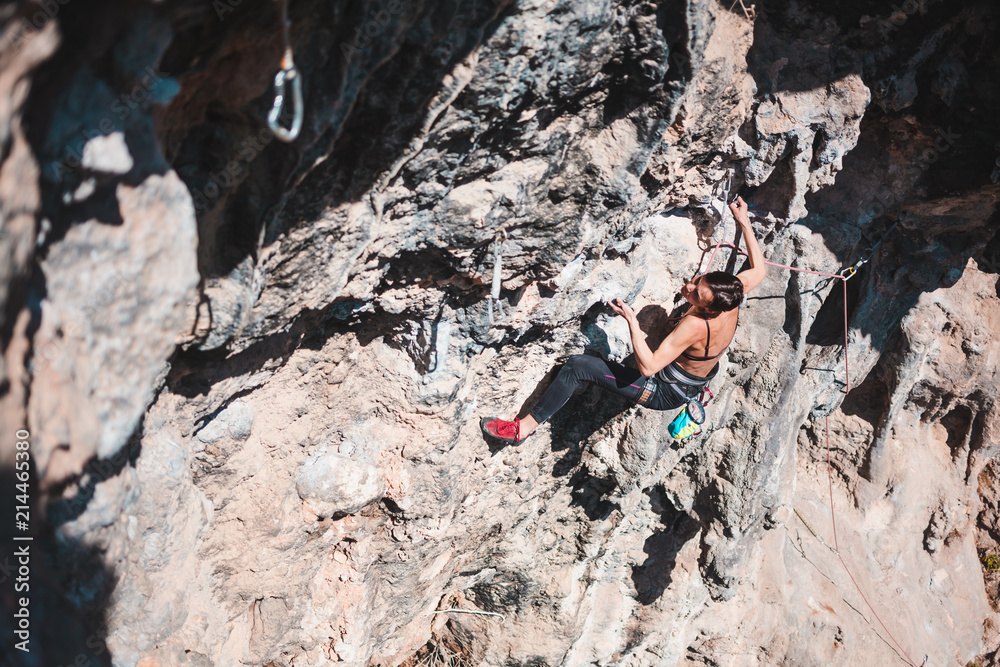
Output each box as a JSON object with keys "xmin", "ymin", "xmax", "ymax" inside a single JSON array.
[{"xmin": 481, "ymin": 196, "xmax": 766, "ymax": 445}]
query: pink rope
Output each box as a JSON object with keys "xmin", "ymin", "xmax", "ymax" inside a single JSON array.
[
  {"xmin": 769, "ymin": 261, "xmax": 846, "ymax": 281},
  {"xmin": 705, "ymin": 214, "xmax": 727, "ymax": 273},
  {"xmin": 825, "ymin": 417, "xmax": 920, "ymax": 667},
  {"xmin": 710, "ymin": 243, "xmax": 847, "ymax": 280},
  {"xmin": 842, "ymin": 279, "xmax": 850, "ymax": 393},
  {"xmin": 707, "ymin": 242, "xmax": 850, "ymax": 389},
  {"xmin": 825, "ymin": 416, "xmax": 840, "ymax": 550},
  {"xmin": 708, "ymin": 234, "xmax": 916, "ymax": 663}
]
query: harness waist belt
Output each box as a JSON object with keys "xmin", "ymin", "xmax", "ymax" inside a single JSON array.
[
  {"xmin": 656, "ymin": 360, "xmax": 717, "ymax": 387},
  {"xmin": 636, "ymin": 362, "xmax": 718, "ymax": 407},
  {"xmin": 657, "ymin": 361, "xmax": 717, "ymax": 402}
]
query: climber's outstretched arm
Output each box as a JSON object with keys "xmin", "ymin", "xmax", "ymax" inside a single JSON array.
[
  {"xmin": 609, "ymin": 298, "xmax": 701, "ymax": 377},
  {"xmin": 730, "ymin": 196, "xmax": 766, "ymax": 293}
]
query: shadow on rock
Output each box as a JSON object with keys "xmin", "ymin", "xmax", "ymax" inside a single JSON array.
[
  {"xmin": 548, "ymin": 377, "xmax": 634, "ymax": 521},
  {"xmin": 631, "ymin": 486, "xmax": 701, "ymax": 605},
  {"xmin": 0, "ymin": 464, "xmax": 114, "ymax": 666},
  {"xmin": 46, "ymin": 432, "xmax": 142, "ymax": 528},
  {"xmin": 567, "ymin": 463, "xmax": 621, "ymax": 522}
]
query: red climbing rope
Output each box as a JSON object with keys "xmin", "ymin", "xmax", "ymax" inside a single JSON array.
[
  {"xmin": 825, "ymin": 415, "xmax": 840, "ymax": 549},
  {"xmin": 710, "ymin": 242, "xmax": 848, "ymax": 280},
  {"xmin": 707, "ymin": 230, "xmax": 920, "ymax": 664},
  {"xmin": 842, "ymin": 278, "xmax": 850, "ymax": 393},
  {"xmin": 825, "ymin": 417, "xmax": 921, "ymax": 667}
]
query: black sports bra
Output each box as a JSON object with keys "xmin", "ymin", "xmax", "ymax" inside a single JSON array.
[{"xmin": 680, "ymin": 310, "xmax": 737, "ymax": 362}]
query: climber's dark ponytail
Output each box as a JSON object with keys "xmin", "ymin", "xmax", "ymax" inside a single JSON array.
[{"xmin": 702, "ymin": 271, "xmax": 744, "ymax": 312}]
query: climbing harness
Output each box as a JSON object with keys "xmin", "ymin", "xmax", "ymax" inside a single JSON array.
[
  {"xmin": 267, "ymin": 0, "xmax": 303, "ymax": 142},
  {"xmin": 634, "ymin": 377, "xmax": 711, "ymax": 442},
  {"xmin": 635, "ymin": 361, "xmax": 718, "ymax": 409},
  {"xmin": 487, "ymin": 229, "xmax": 507, "ymax": 325}
]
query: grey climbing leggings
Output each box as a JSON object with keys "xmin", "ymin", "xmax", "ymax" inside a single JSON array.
[{"xmin": 528, "ymin": 354, "xmax": 692, "ymax": 425}]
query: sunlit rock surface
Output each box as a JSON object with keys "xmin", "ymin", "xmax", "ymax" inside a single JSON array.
[{"xmin": 0, "ymin": 0, "xmax": 998, "ymax": 665}]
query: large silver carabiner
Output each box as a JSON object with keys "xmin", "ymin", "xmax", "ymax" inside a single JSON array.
[{"xmin": 267, "ymin": 47, "xmax": 303, "ymax": 142}]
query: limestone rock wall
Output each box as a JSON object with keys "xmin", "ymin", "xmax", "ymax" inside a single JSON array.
[{"xmin": 1, "ymin": 0, "xmax": 999, "ymax": 665}]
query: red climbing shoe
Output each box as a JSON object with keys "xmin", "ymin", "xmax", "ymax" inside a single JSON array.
[{"xmin": 480, "ymin": 416, "xmax": 524, "ymax": 445}]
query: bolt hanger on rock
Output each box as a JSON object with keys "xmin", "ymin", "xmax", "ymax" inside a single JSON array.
[{"xmin": 267, "ymin": 0, "xmax": 303, "ymax": 142}]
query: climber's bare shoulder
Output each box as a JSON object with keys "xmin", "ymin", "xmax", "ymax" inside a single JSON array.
[{"xmin": 737, "ymin": 266, "xmax": 766, "ymax": 294}]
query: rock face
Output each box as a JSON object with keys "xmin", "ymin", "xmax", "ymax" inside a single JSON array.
[
  {"xmin": 296, "ymin": 447, "xmax": 387, "ymax": 518},
  {"xmin": 1, "ymin": 0, "xmax": 1000, "ymax": 666}
]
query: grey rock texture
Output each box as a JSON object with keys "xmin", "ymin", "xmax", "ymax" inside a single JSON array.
[
  {"xmin": 1, "ymin": 0, "xmax": 999, "ymax": 666},
  {"xmin": 30, "ymin": 171, "xmax": 199, "ymax": 482},
  {"xmin": 296, "ymin": 447, "xmax": 387, "ymax": 518}
]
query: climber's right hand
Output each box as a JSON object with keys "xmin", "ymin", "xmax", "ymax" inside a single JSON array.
[
  {"xmin": 608, "ymin": 297, "xmax": 636, "ymax": 323},
  {"xmin": 729, "ymin": 196, "xmax": 750, "ymax": 227}
]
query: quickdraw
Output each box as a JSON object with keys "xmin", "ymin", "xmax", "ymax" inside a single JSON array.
[
  {"xmin": 840, "ymin": 218, "xmax": 900, "ymax": 280},
  {"xmin": 718, "ymin": 172, "xmax": 733, "ymax": 208},
  {"xmin": 487, "ymin": 229, "xmax": 507, "ymax": 325},
  {"xmin": 705, "ymin": 171, "xmax": 735, "ymax": 273},
  {"xmin": 267, "ymin": 0, "xmax": 303, "ymax": 142}
]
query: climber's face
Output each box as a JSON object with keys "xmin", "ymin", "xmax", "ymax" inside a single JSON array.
[{"xmin": 682, "ymin": 275, "xmax": 714, "ymax": 309}]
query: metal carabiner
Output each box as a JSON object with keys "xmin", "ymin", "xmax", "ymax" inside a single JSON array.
[
  {"xmin": 840, "ymin": 248, "xmax": 873, "ymax": 280},
  {"xmin": 267, "ymin": 47, "xmax": 303, "ymax": 142},
  {"xmin": 715, "ymin": 171, "xmax": 733, "ymax": 206}
]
